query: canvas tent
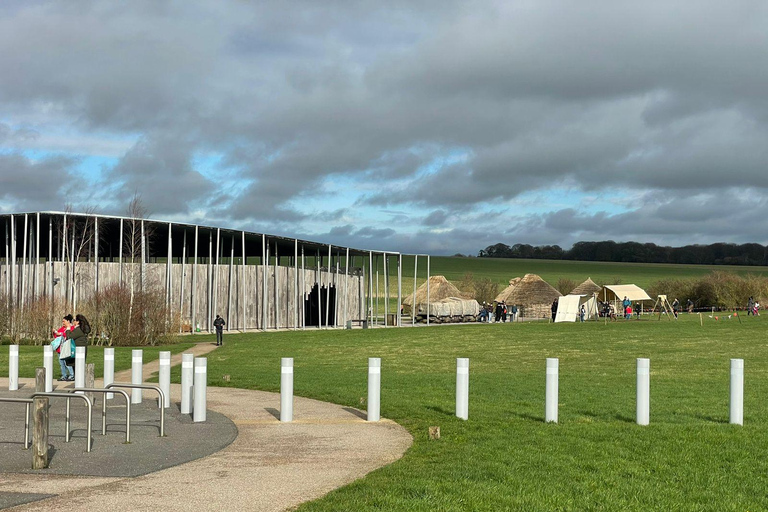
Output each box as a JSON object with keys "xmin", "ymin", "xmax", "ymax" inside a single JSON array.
[
  {"xmin": 601, "ymin": 284, "xmax": 652, "ymax": 303},
  {"xmin": 417, "ymin": 297, "xmax": 480, "ymax": 318},
  {"xmin": 402, "ymin": 275, "xmax": 463, "ymax": 314},
  {"xmin": 495, "ymin": 273, "xmax": 561, "ymax": 318},
  {"xmin": 554, "ymin": 294, "xmax": 590, "ymax": 322}
]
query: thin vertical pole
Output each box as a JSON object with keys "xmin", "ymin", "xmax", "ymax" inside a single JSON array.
[
  {"xmin": 227, "ymin": 234, "xmax": 234, "ymax": 331},
  {"xmin": 368, "ymin": 251, "xmax": 373, "ymax": 324},
  {"xmin": 119, "ymin": 218, "xmax": 123, "ymax": 284},
  {"xmin": 316, "ymin": 249, "xmax": 321, "ymax": 328},
  {"xmin": 274, "ymin": 244, "xmax": 279, "ymax": 329},
  {"xmin": 4, "ymin": 219, "xmax": 8, "ymax": 299},
  {"xmin": 180, "ymin": 229, "xmax": 187, "ymax": 333},
  {"xmin": 325, "ymin": 244, "xmax": 331, "ymax": 329},
  {"xmin": 294, "ymin": 239, "xmax": 298, "ymax": 330},
  {"xmin": 262, "ymin": 234, "xmax": 267, "ymax": 331},
  {"xmin": 242, "ymin": 231, "xmax": 246, "ymax": 331},
  {"xmin": 426, "ymin": 256, "xmax": 430, "ymax": 326},
  {"xmin": 166, "ymin": 223, "xmax": 172, "ymax": 309},
  {"xmin": 301, "ymin": 245, "xmax": 305, "ymax": 330},
  {"xmin": 730, "ymin": 359, "xmax": 744, "ymax": 425},
  {"xmin": 267, "ymin": 242, "xmax": 272, "ymax": 328},
  {"xmin": 140, "ymin": 220, "xmax": 145, "ymax": 292},
  {"xmin": 375, "ymin": 258, "xmax": 379, "ymax": 326},
  {"xmin": 35, "ymin": 212, "xmax": 40, "ymax": 298},
  {"xmin": 412, "ymin": 255, "xmax": 418, "ymax": 325},
  {"xmin": 637, "ymin": 358, "xmax": 650, "ymax": 426},
  {"xmin": 344, "ymin": 248, "xmax": 349, "ymax": 327},
  {"xmin": 208, "ymin": 231, "xmax": 213, "ymax": 332},
  {"xmin": 192, "ymin": 226, "xmax": 198, "ymax": 333},
  {"xmin": 214, "ymin": 228, "xmax": 220, "ymax": 327},
  {"xmin": 21, "ymin": 214, "xmax": 27, "ymax": 309},
  {"xmin": 335, "ymin": 256, "xmax": 340, "ymax": 327},
  {"xmin": 94, "ymin": 216, "xmax": 99, "ymax": 294},
  {"xmin": 397, "ymin": 253, "xmax": 402, "ymax": 327},
  {"xmin": 545, "ymin": 358, "xmax": 559, "ymax": 423},
  {"xmin": 47, "ymin": 217, "xmax": 52, "ymax": 298},
  {"xmin": 383, "ymin": 253, "xmax": 388, "ymax": 328}
]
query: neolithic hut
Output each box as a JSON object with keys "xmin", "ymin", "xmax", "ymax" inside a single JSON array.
[
  {"xmin": 494, "ymin": 277, "xmax": 522, "ymax": 303},
  {"xmin": 402, "ymin": 275, "xmax": 463, "ymax": 314},
  {"xmin": 497, "ymin": 273, "xmax": 562, "ymax": 319},
  {"xmin": 570, "ymin": 277, "xmax": 602, "ymax": 296}
]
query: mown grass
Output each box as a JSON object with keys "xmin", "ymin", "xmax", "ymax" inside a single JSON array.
[{"xmin": 192, "ymin": 315, "xmax": 768, "ymax": 511}]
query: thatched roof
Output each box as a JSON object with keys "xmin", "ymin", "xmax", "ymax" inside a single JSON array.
[
  {"xmin": 403, "ymin": 275, "xmax": 463, "ymax": 306},
  {"xmin": 495, "ymin": 273, "xmax": 561, "ymax": 305},
  {"xmin": 570, "ymin": 277, "xmax": 602, "ymax": 296},
  {"xmin": 495, "ymin": 277, "xmax": 522, "ymax": 302}
]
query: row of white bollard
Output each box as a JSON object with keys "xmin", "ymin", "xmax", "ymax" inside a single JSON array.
[{"xmin": 6, "ymin": 346, "xmax": 746, "ymax": 426}]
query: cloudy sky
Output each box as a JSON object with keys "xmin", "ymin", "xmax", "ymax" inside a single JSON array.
[{"xmin": 1, "ymin": 1, "xmax": 768, "ymax": 255}]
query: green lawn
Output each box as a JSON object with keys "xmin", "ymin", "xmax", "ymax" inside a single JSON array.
[{"xmin": 185, "ymin": 315, "xmax": 768, "ymax": 511}]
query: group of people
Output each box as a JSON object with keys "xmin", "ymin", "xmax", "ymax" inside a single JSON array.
[
  {"xmin": 479, "ymin": 301, "xmax": 517, "ymax": 323},
  {"xmin": 50, "ymin": 313, "xmax": 91, "ymax": 381},
  {"xmin": 747, "ymin": 297, "xmax": 760, "ymax": 316}
]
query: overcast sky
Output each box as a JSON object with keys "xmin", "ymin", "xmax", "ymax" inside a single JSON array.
[{"xmin": 2, "ymin": 1, "xmax": 768, "ymax": 255}]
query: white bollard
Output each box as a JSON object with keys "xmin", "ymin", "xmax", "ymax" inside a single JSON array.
[
  {"xmin": 545, "ymin": 358, "xmax": 559, "ymax": 423},
  {"xmin": 131, "ymin": 349, "xmax": 143, "ymax": 404},
  {"xmin": 730, "ymin": 358, "xmax": 744, "ymax": 425},
  {"xmin": 456, "ymin": 358, "xmax": 469, "ymax": 420},
  {"xmin": 103, "ymin": 348, "xmax": 114, "ymax": 399},
  {"xmin": 43, "ymin": 346, "xmax": 53, "ymax": 392},
  {"xmin": 636, "ymin": 358, "xmax": 650, "ymax": 426},
  {"xmin": 280, "ymin": 358, "xmax": 294, "ymax": 422},
  {"xmin": 9, "ymin": 345, "xmax": 19, "ymax": 391},
  {"xmin": 193, "ymin": 357, "xmax": 207, "ymax": 422},
  {"xmin": 159, "ymin": 351, "xmax": 171, "ymax": 409},
  {"xmin": 74, "ymin": 346, "xmax": 86, "ymax": 393},
  {"xmin": 367, "ymin": 358, "xmax": 381, "ymax": 422},
  {"xmin": 180, "ymin": 353, "xmax": 194, "ymax": 415}
]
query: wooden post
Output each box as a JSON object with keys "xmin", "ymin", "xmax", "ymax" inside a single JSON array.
[
  {"xmin": 85, "ymin": 363, "xmax": 95, "ymax": 404},
  {"xmin": 33, "ymin": 367, "xmax": 49, "ymax": 469}
]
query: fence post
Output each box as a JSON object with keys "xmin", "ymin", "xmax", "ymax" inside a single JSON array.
[
  {"xmin": 193, "ymin": 357, "xmax": 207, "ymax": 423},
  {"xmin": 456, "ymin": 358, "xmax": 469, "ymax": 420},
  {"xmin": 104, "ymin": 347, "xmax": 114, "ymax": 399},
  {"xmin": 280, "ymin": 358, "xmax": 294, "ymax": 422},
  {"xmin": 159, "ymin": 351, "xmax": 171, "ymax": 409},
  {"xmin": 9, "ymin": 345, "xmax": 19, "ymax": 391},
  {"xmin": 545, "ymin": 358, "xmax": 559, "ymax": 423},
  {"xmin": 32, "ymin": 382, "xmax": 49, "ymax": 470},
  {"xmin": 131, "ymin": 349, "xmax": 143, "ymax": 404},
  {"xmin": 181, "ymin": 353, "xmax": 193, "ymax": 415},
  {"xmin": 43, "ymin": 346, "xmax": 53, "ymax": 392},
  {"xmin": 637, "ymin": 358, "xmax": 650, "ymax": 426},
  {"xmin": 85, "ymin": 363, "xmax": 95, "ymax": 404},
  {"xmin": 730, "ymin": 358, "xmax": 744, "ymax": 425},
  {"xmin": 74, "ymin": 346, "xmax": 86, "ymax": 393},
  {"xmin": 368, "ymin": 358, "xmax": 381, "ymax": 422}
]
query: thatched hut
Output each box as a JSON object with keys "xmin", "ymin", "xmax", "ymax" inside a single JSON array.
[
  {"xmin": 497, "ymin": 273, "xmax": 562, "ymax": 318},
  {"xmin": 495, "ymin": 277, "xmax": 522, "ymax": 303},
  {"xmin": 402, "ymin": 275, "xmax": 463, "ymax": 314},
  {"xmin": 570, "ymin": 277, "xmax": 602, "ymax": 296}
]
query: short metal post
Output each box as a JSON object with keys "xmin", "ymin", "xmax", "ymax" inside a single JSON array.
[
  {"xmin": 9, "ymin": 345, "xmax": 19, "ymax": 391},
  {"xmin": 25, "ymin": 402, "xmax": 31, "ymax": 449},
  {"xmin": 65, "ymin": 397, "xmax": 71, "ymax": 442},
  {"xmin": 131, "ymin": 349, "xmax": 143, "ymax": 404},
  {"xmin": 546, "ymin": 358, "xmax": 559, "ymax": 423},
  {"xmin": 456, "ymin": 358, "xmax": 469, "ymax": 420},
  {"xmin": 43, "ymin": 346, "xmax": 53, "ymax": 392},
  {"xmin": 181, "ymin": 353, "xmax": 193, "ymax": 415},
  {"xmin": 104, "ymin": 347, "xmax": 114, "ymax": 399},
  {"xmin": 159, "ymin": 351, "xmax": 171, "ymax": 409},
  {"xmin": 637, "ymin": 358, "xmax": 650, "ymax": 426},
  {"xmin": 367, "ymin": 358, "xmax": 381, "ymax": 422},
  {"xmin": 193, "ymin": 357, "xmax": 207, "ymax": 423},
  {"xmin": 74, "ymin": 346, "xmax": 86, "ymax": 393},
  {"xmin": 280, "ymin": 357, "xmax": 294, "ymax": 422},
  {"xmin": 730, "ymin": 359, "xmax": 744, "ymax": 425}
]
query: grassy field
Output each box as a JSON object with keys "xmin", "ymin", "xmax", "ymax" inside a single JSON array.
[{"xmin": 184, "ymin": 315, "xmax": 768, "ymax": 511}]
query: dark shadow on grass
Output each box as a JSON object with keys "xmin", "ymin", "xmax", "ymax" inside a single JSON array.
[
  {"xmin": 265, "ymin": 407, "xmax": 280, "ymax": 420},
  {"xmin": 693, "ymin": 413, "xmax": 728, "ymax": 424},
  {"xmin": 508, "ymin": 412, "xmax": 544, "ymax": 423},
  {"xmin": 613, "ymin": 414, "xmax": 635, "ymax": 423},
  {"xmin": 425, "ymin": 405, "xmax": 453, "ymax": 417},
  {"xmin": 342, "ymin": 407, "xmax": 367, "ymax": 420}
]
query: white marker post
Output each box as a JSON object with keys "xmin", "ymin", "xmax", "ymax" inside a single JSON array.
[
  {"xmin": 43, "ymin": 346, "xmax": 53, "ymax": 392},
  {"xmin": 280, "ymin": 358, "xmax": 294, "ymax": 422},
  {"xmin": 456, "ymin": 358, "xmax": 469, "ymax": 420},
  {"xmin": 368, "ymin": 358, "xmax": 381, "ymax": 422},
  {"xmin": 193, "ymin": 357, "xmax": 207, "ymax": 422},
  {"xmin": 636, "ymin": 358, "xmax": 650, "ymax": 426},
  {"xmin": 131, "ymin": 349, "xmax": 143, "ymax": 404},
  {"xmin": 74, "ymin": 346, "xmax": 86, "ymax": 393},
  {"xmin": 730, "ymin": 358, "xmax": 744, "ymax": 425},
  {"xmin": 9, "ymin": 345, "xmax": 19, "ymax": 391},
  {"xmin": 103, "ymin": 348, "xmax": 114, "ymax": 399},
  {"xmin": 545, "ymin": 358, "xmax": 559, "ymax": 423},
  {"xmin": 180, "ymin": 353, "xmax": 194, "ymax": 414}
]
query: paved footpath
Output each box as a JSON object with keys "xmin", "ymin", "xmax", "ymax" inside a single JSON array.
[{"xmin": 0, "ymin": 344, "xmax": 412, "ymax": 511}]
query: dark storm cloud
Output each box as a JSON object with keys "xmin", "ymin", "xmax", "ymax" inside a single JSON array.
[
  {"xmin": 1, "ymin": 1, "xmax": 768, "ymax": 253},
  {"xmin": 0, "ymin": 153, "xmax": 77, "ymax": 211}
]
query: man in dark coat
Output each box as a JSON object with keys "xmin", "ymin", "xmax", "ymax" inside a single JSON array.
[{"xmin": 213, "ymin": 314, "xmax": 226, "ymax": 346}]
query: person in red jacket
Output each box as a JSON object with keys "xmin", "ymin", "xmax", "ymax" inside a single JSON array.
[{"xmin": 52, "ymin": 314, "xmax": 74, "ymax": 381}]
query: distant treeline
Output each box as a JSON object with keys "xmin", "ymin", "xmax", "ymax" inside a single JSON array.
[{"xmin": 478, "ymin": 241, "xmax": 768, "ymax": 266}]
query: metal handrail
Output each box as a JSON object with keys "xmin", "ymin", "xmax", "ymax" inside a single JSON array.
[
  {"xmin": 0, "ymin": 397, "xmax": 33, "ymax": 449},
  {"xmin": 71, "ymin": 388, "xmax": 131, "ymax": 443},
  {"xmin": 106, "ymin": 383, "xmax": 166, "ymax": 437},
  {"xmin": 30, "ymin": 392, "xmax": 93, "ymax": 452}
]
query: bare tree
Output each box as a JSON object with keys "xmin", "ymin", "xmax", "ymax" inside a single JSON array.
[
  {"xmin": 123, "ymin": 194, "xmax": 154, "ymax": 334},
  {"xmin": 60, "ymin": 205, "xmax": 97, "ymax": 312}
]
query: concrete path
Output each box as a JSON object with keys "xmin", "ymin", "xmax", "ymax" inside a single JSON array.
[{"xmin": 0, "ymin": 348, "xmax": 413, "ymax": 511}]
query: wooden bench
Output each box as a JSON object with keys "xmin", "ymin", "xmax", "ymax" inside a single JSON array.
[{"xmin": 346, "ymin": 319, "xmax": 368, "ymax": 329}]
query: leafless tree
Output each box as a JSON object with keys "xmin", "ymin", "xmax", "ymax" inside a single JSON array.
[{"xmin": 123, "ymin": 193, "xmax": 154, "ymax": 333}]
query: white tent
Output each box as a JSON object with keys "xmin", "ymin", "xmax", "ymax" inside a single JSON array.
[
  {"xmin": 554, "ymin": 294, "xmax": 597, "ymax": 323},
  {"xmin": 602, "ymin": 284, "xmax": 652, "ymax": 302}
]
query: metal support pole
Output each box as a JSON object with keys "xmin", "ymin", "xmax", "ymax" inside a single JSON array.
[
  {"xmin": 159, "ymin": 351, "xmax": 171, "ymax": 409},
  {"xmin": 181, "ymin": 353, "xmax": 193, "ymax": 414},
  {"xmin": 397, "ymin": 253, "xmax": 402, "ymax": 327},
  {"xmin": 426, "ymin": 256, "xmax": 431, "ymax": 326},
  {"xmin": 94, "ymin": 216, "xmax": 99, "ymax": 293},
  {"xmin": 74, "ymin": 346, "xmax": 85, "ymax": 393},
  {"xmin": 208, "ymin": 231, "xmax": 213, "ymax": 332},
  {"xmin": 637, "ymin": 358, "xmax": 650, "ymax": 426},
  {"xmin": 545, "ymin": 358, "xmax": 559, "ymax": 423},
  {"xmin": 301, "ymin": 245, "xmax": 305, "ymax": 330},
  {"xmin": 227, "ymin": 234, "xmax": 234, "ymax": 330},
  {"xmin": 9, "ymin": 345, "xmax": 19, "ymax": 391},
  {"xmin": 192, "ymin": 226, "xmax": 198, "ymax": 332},
  {"xmin": 104, "ymin": 347, "xmax": 114, "ymax": 399},
  {"xmin": 119, "ymin": 218, "xmax": 123, "ymax": 283},
  {"xmin": 262, "ymin": 234, "xmax": 267, "ymax": 330},
  {"xmin": 180, "ymin": 229, "xmax": 186, "ymax": 333},
  {"xmin": 325, "ymin": 244, "xmax": 331, "ymax": 329},
  {"xmin": 243, "ymin": 231, "xmax": 247, "ymax": 331},
  {"xmin": 280, "ymin": 357, "xmax": 294, "ymax": 422},
  {"xmin": 43, "ymin": 346, "xmax": 53, "ymax": 392},
  {"xmin": 456, "ymin": 358, "xmax": 469, "ymax": 420},
  {"xmin": 131, "ymin": 349, "xmax": 143, "ymax": 404},
  {"xmin": 35, "ymin": 212, "xmax": 40, "ymax": 298},
  {"xmin": 383, "ymin": 253, "xmax": 388, "ymax": 327},
  {"xmin": 730, "ymin": 358, "xmax": 744, "ymax": 425},
  {"xmin": 367, "ymin": 357, "xmax": 381, "ymax": 422},
  {"xmin": 294, "ymin": 239, "xmax": 299, "ymax": 330},
  {"xmin": 193, "ymin": 357, "xmax": 207, "ymax": 423},
  {"xmin": 412, "ymin": 255, "xmax": 418, "ymax": 325},
  {"xmin": 344, "ymin": 247, "xmax": 349, "ymax": 327},
  {"xmin": 368, "ymin": 251, "xmax": 373, "ymax": 324}
]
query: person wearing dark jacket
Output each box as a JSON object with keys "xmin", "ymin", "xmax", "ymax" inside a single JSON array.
[
  {"xmin": 65, "ymin": 314, "xmax": 91, "ymax": 380},
  {"xmin": 213, "ymin": 314, "xmax": 226, "ymax": 346}
]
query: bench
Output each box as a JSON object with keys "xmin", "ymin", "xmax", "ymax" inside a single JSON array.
[{"xmin": 345, "ymin": 319, "xmax": 368, "ymax": 329}]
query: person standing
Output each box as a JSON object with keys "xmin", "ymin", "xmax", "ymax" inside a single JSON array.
[
  {"xmin": 551, "ymin": 299, "xmax": 558, "ymax": 322},
  {"xmin": 64, "ymin": 314, "xmax": 91, "ymax": 380},
  {"xmin": 214, "ymin": 314, "xmax": 226, "ymax": 346},
  {"xmin": 671, "ymin": 298, "xmax": 680, "ymax": 319},
  {"xmin": 579, "ymin": 304, "xmax": 586, "ymax": 322},
  {"xmin": 52, "ymin": 314, "xmax": 74, "ymax": 381},
  {"xmin": 748, "ymin": 296, "xmax": 754, "ymax": 316}
]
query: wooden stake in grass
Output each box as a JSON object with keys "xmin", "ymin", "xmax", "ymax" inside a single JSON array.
[
  {"xmin": 428, "ymin": 426, "xmax": 440, "ymax": 440},
  {"xmin": 222, "ymin": 374, "xmax": 231, "ymax": 382},
  {"xmin": 699, "ymin": 313, "xmax": 703, "ymax": 327}
]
